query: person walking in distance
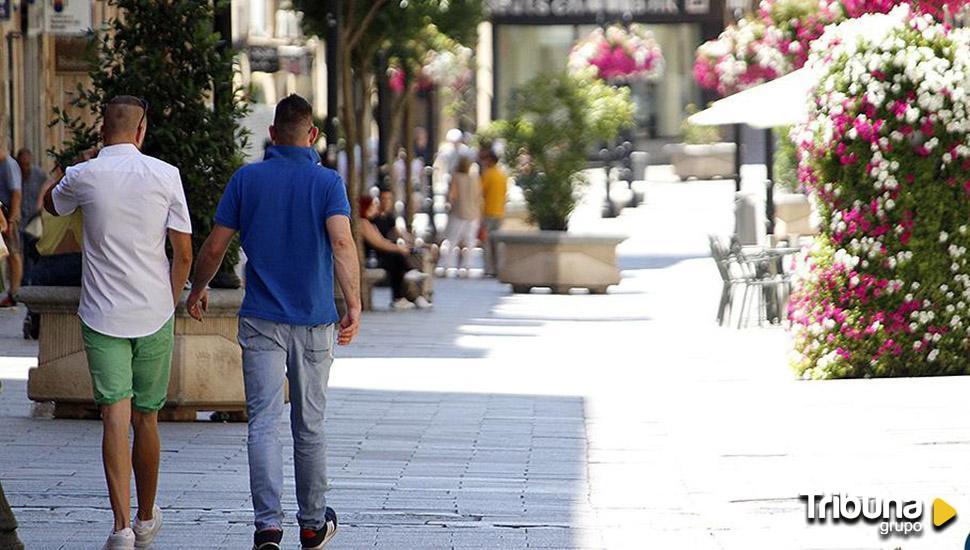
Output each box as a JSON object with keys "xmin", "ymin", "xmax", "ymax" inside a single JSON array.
[
  {"xmin": 186, "ymin": 94, "xmax": 360, "ymax": 550},
  {"xmin": 0, "ymin": 136, "xmax": 23, "ymax": 306},
  {"xmin": 444, "ymin": 155, "xmax": 482, "ymax": 275},
  {"xmin": 479, "ymin": 148, "xmax": 508, "ymax": 277},
  {"xmin": 43, "ymin": 95, "xmax": 194, "ymax": 550}
]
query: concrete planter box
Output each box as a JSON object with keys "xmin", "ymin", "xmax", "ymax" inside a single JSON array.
[
  {"xmin": 664, "ymin": 142, "xmax": 736, "ymax": 180},
  {"xmin": 19, "ymin": 287, "xmax": 247, "ymax": 421},
  {"xmin": 773, "ymin": 192, "xmax": 818, "ymax": 242},
  {"xmin": 492, "ymin": 231, "xmax": 626, "ymax": 294}
]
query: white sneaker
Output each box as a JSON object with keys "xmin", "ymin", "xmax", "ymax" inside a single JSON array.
[
  {"xmin": 133, "ymin": 505, "xmax": 162, "ymax": 548},
  {"xmin": 102, "ymin": 527, "xmax": 135, "ymax": 550},
  {"xmin": 413, "ymin": 296, "xmax": 433, "ymax": 309},
  {"xmin": 391, "ymin": 298, "xmax": 415, "ymax": 310}
]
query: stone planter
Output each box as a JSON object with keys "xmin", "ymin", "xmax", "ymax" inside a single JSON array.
[
  {"xmin": 773, "ymin": 192, "xmax": 818, "ymax": 242},
  {"xmin": 664, "ymin": 142, "xmax": 736, "ymax": 180},
  {"xmin": 492, "ymin": 231, "xmax": 626, "ymax": 294},
  {"xmin": 18, "ymin": 287, "xmax": 247, "ymax": 421}
]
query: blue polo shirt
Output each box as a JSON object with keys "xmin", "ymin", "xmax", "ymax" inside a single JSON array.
[{"xmin": 215, "ymin": 146, "xmax": 351, "ymax": 326}]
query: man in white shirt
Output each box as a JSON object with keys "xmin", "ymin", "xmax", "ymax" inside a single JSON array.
[{"xmin": 43, "ymin": 95, "xmax": 194, "ymax": 550}]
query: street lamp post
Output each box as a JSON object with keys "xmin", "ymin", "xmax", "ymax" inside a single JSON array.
[{"xmin": 323, "ymin": 0, "xmax": 340, "ymax": 166}]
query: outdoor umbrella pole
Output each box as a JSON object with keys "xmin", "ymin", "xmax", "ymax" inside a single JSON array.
[
  {"xmin": 764, "ymin": 127, "xmax": 775, "ymax": 237},
  {"xmin": 733, "ymin": 123, "xmax": 743, "ymax": 193}
]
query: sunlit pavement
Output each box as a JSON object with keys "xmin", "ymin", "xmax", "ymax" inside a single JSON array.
[{"xmin": 2, "ymin": 174, "xmax": 968, "ymax": 548}]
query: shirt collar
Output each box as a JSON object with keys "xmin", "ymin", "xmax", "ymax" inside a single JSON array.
[
  {"xmin": 264, "ymin": 145, "xmax": 320, "ymax": 164},
  {"xmin": 97, "ymin": 143, "xmax": 141, "ymax": 157}
]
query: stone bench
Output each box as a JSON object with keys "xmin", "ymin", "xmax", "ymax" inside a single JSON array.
[{"xmin": 18, "ymin": 286, "xmax": 247, "ymax": 422}]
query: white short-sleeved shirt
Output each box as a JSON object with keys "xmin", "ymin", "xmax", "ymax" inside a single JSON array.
[{"xmin": 52, "ymin": 143, "xmax": 192, "ymax": 338}]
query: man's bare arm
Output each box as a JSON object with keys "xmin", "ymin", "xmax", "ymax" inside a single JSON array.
[
  {"xmin": 8, "ymin": 190, "xmax": 21, "ymax": 224},
  {"xmin": 42, "ymin": 185, "xmax": 58, "ymax": 216},
  {"xmin": 185, "ymin": 225, "xmax": 236, "ymax": 321},
  {"xmin": 168, "ymin": 230, "xmax": 194, "ymax": 308},
  {"xmin": 328, "ymin": 215, "xmax": 361, "ymax": 345}
]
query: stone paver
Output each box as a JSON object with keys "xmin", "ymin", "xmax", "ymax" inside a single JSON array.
[{"xmin": 1, "ymin": 174, "xmax": 966, "ymax": 549}]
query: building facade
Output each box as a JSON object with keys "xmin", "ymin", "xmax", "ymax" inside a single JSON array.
[
  {"xmin": 0, "ymin": 0, "xmax": 327, "ymax": 171},
  {"xmin": 478, "ymin": 0, "xmax": 728, "ymax": 140},
  {"xmin": 231, "ymin": 0, "xmax": 328, "ymax": 161}
]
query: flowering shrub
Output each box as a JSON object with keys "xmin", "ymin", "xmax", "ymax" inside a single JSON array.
[
  {"xmin": 692, "ymin": 16, "xmax": 790, "ymax": 96},
  {"xmin": 387, "ymin": 24, "xmax": 473, "ymax": 94},
  {"xmin": 759, "ymin": 0, "xmax": 845, "ymax": 69},
  {"xmin": 695, "ymin": 0, "xmax": 968, "ymax": 96},
  {"xmin": 568, "ymin": 24, "xmax": 664, "ymax": 83},
  {"xmin": 789, "ymin": 6, "xmax": 970, "ymax": 378}
]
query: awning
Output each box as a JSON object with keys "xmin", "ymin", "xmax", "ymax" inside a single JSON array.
[{"xmin": 688, "ymin": 68, "xmax": 817, "ymax": 129}]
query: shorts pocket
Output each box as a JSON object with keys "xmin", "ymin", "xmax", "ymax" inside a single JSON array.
[
  {"xmin": 304, "ymin": 324, "xmax": 333, "ymax": 363},
  {"xmin": 238, "ymin": 318, "xmax": 282, "ymax": 352}
]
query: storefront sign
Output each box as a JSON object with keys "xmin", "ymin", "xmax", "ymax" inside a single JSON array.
[
  {"xmin": 486, "ymin": 0, "xmax": 714, "ymax": 20},
  {"xmin": 55, "ymin": 36, "xmax": 91, "ymax": 73},
  {"xmin": 47, "ymin": 0, "xmax": 93, "ymax": 35},
  {"xmin": 248, "ymin": 46, "xmax": 280, "ymax": 74}
]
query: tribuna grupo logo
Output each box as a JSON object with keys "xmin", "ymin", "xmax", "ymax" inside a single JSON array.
[{"xmin": 801, "ymin": 493, "xmax": 957, "ymax": 537}]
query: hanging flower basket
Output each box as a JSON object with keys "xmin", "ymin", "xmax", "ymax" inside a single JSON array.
[{"xmin": 568, "ymin": 24, "xmax": 664, "ymax": 83}]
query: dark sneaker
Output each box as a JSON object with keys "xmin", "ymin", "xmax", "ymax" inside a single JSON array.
[
  {"xmin": 300, "ymin": 508, "xmax": 338, "ymax": 549},
  {"xmin": 0, "ymin": 295, "xmax": 15, "ymax": 308},
  {"xmin": 252, "ymin": 528, "xmax": 283, "ymax": 550}
]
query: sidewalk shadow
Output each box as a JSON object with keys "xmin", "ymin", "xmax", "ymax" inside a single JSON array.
[
  {"xmin": 2, "ymin": 387, "xmax": 593, "ymax": 549},
  {"xmin": 618, "ymin": 253, "xmax": 709, "ymax": 271}
]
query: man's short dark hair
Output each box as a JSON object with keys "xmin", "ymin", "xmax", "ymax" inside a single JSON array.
[
  {"xmin": 274, "ymin": 94, "xmax": 313, "ymax": 142},
  {"xmin": 102, "ymin": 95, "xmax": 148, "ymax": 137},
  {"xmin": 480, "ymin": 148, "xmax": 498, "ymax": 163}
]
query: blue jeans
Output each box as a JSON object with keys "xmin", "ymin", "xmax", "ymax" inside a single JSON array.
[{"xmin": 238, "ymin": 317, "xmax": 335, "ymax": 532}]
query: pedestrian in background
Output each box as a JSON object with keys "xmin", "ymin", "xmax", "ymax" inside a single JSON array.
[
  {"xmin": 443, "ymin": 155, "xmax": 482, "ymax": 275},
  {"xmin": 43, "ymin": 95, "xmax": 194, "ymax": 550},
  {"xmin": 186, "ymin": 94, "xmax": 360, "ymax": 550},
  {"xmin": 359, "ymin": 194, "xmax": 432, "ymax": 310},
  {"xmin": 479, "ymin": 148, "xmax": 508, "ymax": 278},
  {"xmin": 0, "ymin": 136, "xmax": 23, "ymax": 306},
  {"xmin": 15, "ymin": 149, "xmax": 46, "ymax": 223}
]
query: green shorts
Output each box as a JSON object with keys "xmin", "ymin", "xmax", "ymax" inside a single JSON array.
[{"xmin": 81, "ymin": 316, "xmax": 175, "ymax": 412}]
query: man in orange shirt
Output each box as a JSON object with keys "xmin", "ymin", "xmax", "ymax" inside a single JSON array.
[{"xmin": 479, "ymin": 149, "xmax": 507, "ymax": 277}]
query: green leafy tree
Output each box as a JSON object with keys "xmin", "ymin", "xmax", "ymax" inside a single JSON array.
[
  {"xmin": 489, "ymin": 72, "xmax": 635, "ymax": 231},
  {"xmin": 294, "ymin": 0, "xmax": 483, "ymax": 211},
  {"xmin": 51, "ymin": 0, "xmax": 248, "ymax": 283}
]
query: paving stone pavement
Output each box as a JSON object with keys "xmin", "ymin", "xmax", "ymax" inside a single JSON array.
[{"xmin": 2, "ymin": 176, "xmax": 969, "ymax": 549}]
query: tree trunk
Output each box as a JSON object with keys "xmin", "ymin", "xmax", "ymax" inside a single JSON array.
[
  {"xmin": 403, "ymin": 88, "xmax": 417, "ymax": 229},
  {"xmin": 340, "ymin": 45, "xmax": 367, "ymax": 302},
  {"xmin": 385, "ymin": 92, "xmax": 408, "ymax": 201}
]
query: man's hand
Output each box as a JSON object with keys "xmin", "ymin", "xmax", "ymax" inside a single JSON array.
[
  {"xmin": 337, "ymin": 307, "xmax": 361, "ymax": 346},
  {"xmin": 186, "ymin": 287, "xmax": 209, "ymax": 322}
]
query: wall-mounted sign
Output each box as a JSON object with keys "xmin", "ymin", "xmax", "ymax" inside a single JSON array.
[
  {"xmin": 486, "ymin": 0, "xmax": 717, "ymax": 21},
  {"xmin": 47, "ymin": 0, "xmax": 93, "ymax": 35},
  {"xmin": 0, "ymin": 0, "xmax": 11, "ymax": 21},
  {"xmin": 248, "ymin": 46, "xmax": 280, "ymax": 74},
  {"xmin": 55, "ymin": 36, "xmax": 92, "ymax": 73}
]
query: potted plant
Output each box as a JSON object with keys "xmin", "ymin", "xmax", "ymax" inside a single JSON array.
[
  {"xmin": 664, "ymin": 103, "xmax": 736, "ymax": 180},
  {"xmin": 23, "ymin": 0, "xmax": 250, "ymax": 421},
  {"xmin": 488, "ymin": 71, "xmax": 634, "ymax": 294}
]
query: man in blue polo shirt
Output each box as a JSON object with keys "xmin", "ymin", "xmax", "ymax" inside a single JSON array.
[{"xmin": 186, "ymin": 94, "xmax": 360, "ymax": 550}]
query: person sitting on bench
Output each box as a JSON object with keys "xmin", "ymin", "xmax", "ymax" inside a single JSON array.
[{"xmin": 359, "ymin": 195, "xmax": 432, "ymax": 310}]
